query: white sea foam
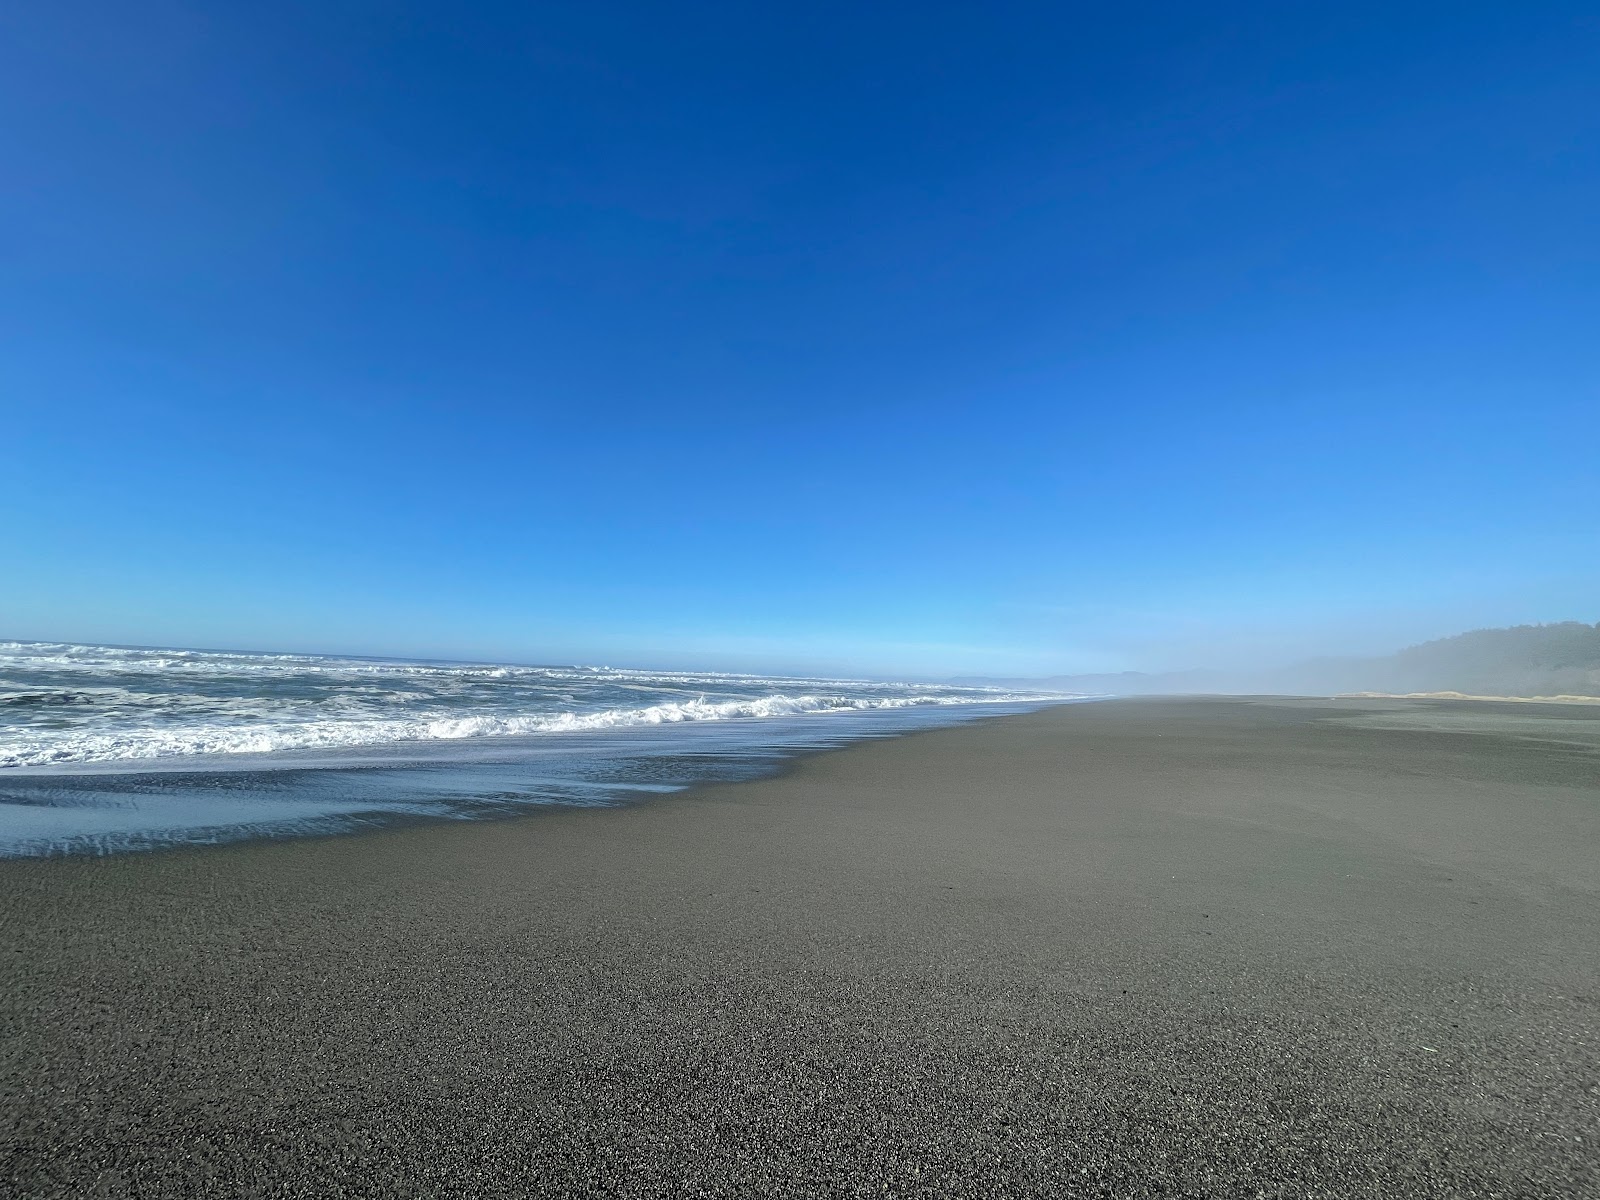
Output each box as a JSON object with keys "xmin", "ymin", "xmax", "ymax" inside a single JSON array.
[
  {"xmin": 0, "ymin": 640, "xmax": 1070, "ymax": 769},
  {"xmin": 1, "ymin": 691, "xmax": 1031, "ymax": 767}
]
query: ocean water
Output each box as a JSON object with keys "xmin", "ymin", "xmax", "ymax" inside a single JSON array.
[{"xmin": 0, "ymin": 641, "xmax": 1077, "ymax": 856}]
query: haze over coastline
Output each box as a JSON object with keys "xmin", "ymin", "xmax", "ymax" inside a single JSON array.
[
  {"xmin": 7, "ymin": 619, "xmax": 1594, "ymax": 859},
  {"xmin": 957, "ymin": 621, "xmax": 1600, "ymax": 700}
]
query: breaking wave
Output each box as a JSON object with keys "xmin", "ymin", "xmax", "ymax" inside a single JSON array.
[{"xmin": 0, "ymin": 641, "xmax": 1070, "ymax": 769}]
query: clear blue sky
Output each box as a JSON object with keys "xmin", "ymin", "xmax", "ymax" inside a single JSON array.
[{"xmin": 3, "ymin": 2, "xmax": 1596, "ymax": 677}]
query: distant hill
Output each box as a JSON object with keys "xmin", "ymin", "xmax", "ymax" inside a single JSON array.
[
  {"xmin": 962, "ymin": 621, "xmax": 1600, "ymax": 698},
  {"xmin": 1343, "ymin": 621, "xmax": 1600, "ymax": 698}
]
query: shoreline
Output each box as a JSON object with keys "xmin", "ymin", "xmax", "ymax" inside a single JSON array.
[
  {"xmin": 5, "ymin": 696, "xmax": 1597, "ymax": 1196},
  {"xmin": 0, "ymin": 698, "xmax": 1080, "ymax": 859}
]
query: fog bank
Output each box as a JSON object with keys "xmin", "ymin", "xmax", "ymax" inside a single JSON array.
[{"xmin": 960, "ymin": 622, "xmax": 1600, "ymax": 699}]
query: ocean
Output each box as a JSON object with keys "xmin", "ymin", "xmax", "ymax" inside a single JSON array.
[{"xmin": 0, "ymin": 641, "xmax": 1075, "ymax": 856}]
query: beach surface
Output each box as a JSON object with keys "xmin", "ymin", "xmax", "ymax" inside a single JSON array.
[{"xmin": 4, "ymin": 696, "xmax": 1598, "ymax": 1197}]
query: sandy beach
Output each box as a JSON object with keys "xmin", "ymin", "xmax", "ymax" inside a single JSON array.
[{"xmin": 4, "ymin": 696, "xmax": 1598, "ymax": 1197}]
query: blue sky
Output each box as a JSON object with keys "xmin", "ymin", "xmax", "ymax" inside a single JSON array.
[{"xmin": 3, "ymin": 2, "xmax": 1596, "ymax": 677}]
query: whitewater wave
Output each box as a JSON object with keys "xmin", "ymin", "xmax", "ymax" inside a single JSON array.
[
  {"xmin": 0, "ymin": 639, "xmax": 1070, "ymax": 769},
  {"xmin": 0, "ymin": 641, "xmax": 1089, "ymax": 857},
  {"xmin": 0, "ymin": 694, "xmax": 1039, "ymax": 767}
]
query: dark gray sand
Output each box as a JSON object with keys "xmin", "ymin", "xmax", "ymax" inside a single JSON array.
[{"xmin": 4, "ymin": 697, "xmax": 1598, "ymax": 1198}]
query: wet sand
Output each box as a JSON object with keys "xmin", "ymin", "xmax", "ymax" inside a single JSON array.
[{"xmin": 4, "ymin": 697, "xmax": 1598, "ymax": 1197}]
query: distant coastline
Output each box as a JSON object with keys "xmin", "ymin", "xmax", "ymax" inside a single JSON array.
[{"xmin": 956, "ymin": 620, "xmax": 1600, "ymax": 701}]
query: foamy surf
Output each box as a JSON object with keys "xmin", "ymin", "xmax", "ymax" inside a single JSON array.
[{"xmin": 0, "ymin": 641, "xmax": 1066, "ymax": 770}]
